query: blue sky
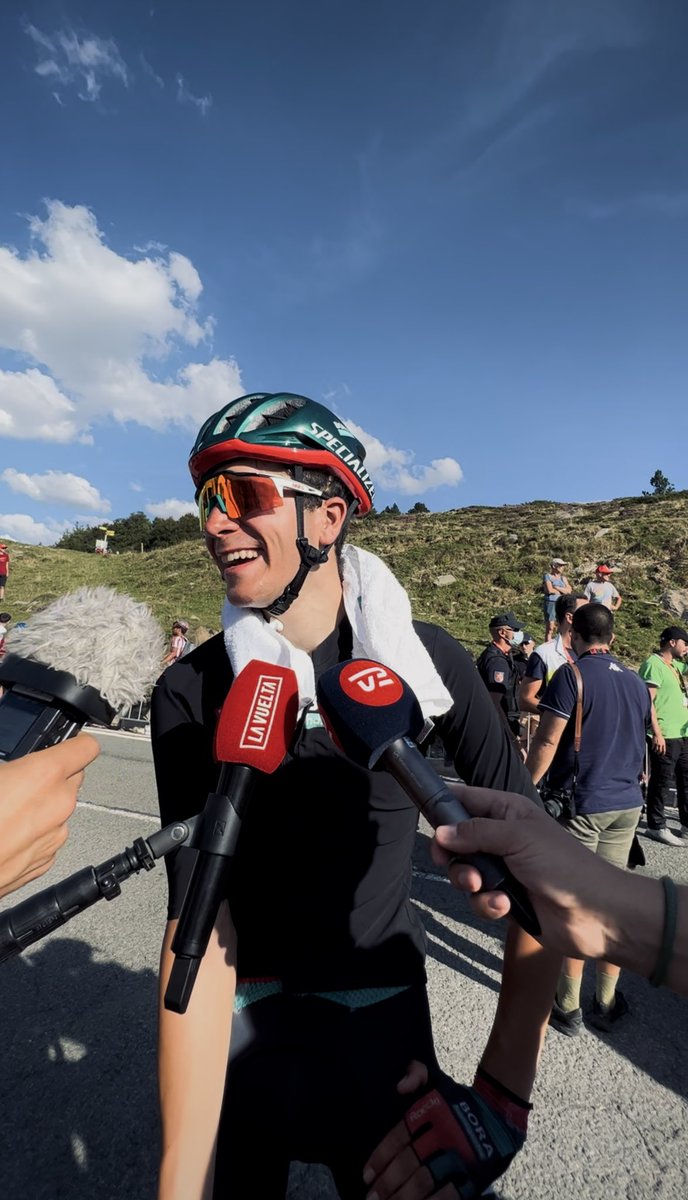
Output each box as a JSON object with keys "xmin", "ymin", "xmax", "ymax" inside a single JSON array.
[{"xmin": 1, "ymin": 1, "xmax": 688, "ymax": 543}]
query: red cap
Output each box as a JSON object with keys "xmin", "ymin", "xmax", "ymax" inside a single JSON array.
[{"xmin": 596, "ymin": 564, "xmax": 612, "ymax": 575}]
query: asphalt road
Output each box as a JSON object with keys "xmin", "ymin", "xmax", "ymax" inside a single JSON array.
[{"xmin": 1, "ymin": 730, "xmax": 686, "ymax": 1200}]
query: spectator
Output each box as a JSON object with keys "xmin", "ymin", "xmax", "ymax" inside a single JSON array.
[
  {"xmin": 526, "ymin": 603, "xmax": 650, "ymax": 1036},
  {"xmin": 638, "ymin": 626, "xmax": 688, "ymax": 846},
  {"xmin": 161, "ymin": 619, "xmax": 190, "ymax": 667},
  {"xmin": 519, "ymin": 594, "xmax": 587, "ymax": 716},
  {"xmin": 584, "ymin": 563, "xmax": 622, "ymax": 611},
  {"xmin": 0, "ymin": 612, "xmax": 10, "ymax": 658},
  {"xmin": 476, "ymin": 612, "xmax": 524, "ymax": 741},
  {"xmin": 0, "ymin": 543, "xmax": 9, "ymax": 601},
  {"xmin": 512, "ymin": 632, "xmax": 535, "ymax": 683},
  {"xmin": 542, "ymin": 557, "xmax": 571, "ymax": 641}
]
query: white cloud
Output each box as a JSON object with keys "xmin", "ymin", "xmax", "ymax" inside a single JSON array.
[
  {"xmin": 345, "ymin": 420, "xmax": 463, "ymax": 496},
  {"xmin": 140, "ymin": 52, "xmax": 164, "ymax": 88},
  {"xmin": 0, "ymin": 367, "xmax": 92, "ymax": 442},
  {"xmin": 129, "ymin": 482, "xmax": 143, "ymax": 492},
  {"xmin": 176, "ymin": 75, "xmax": 212, "ymax": 116},
  {"xmin": 0, "ymin": 201, "xmax": 243, "ymax": 442},
  {"xmin": 25, "ymin": 24, "xmax": 128, "ymax": 102},
  {"xmin": 146, "ymin": 498, "xmax": 197, "ymax": 519},
  {"xmin": 0, "ymin": 513, "xmax": 70, "ymax": 545},
  {"xmin": 0, "ymin": 468, "xmax": 110, "ymax": 512}
]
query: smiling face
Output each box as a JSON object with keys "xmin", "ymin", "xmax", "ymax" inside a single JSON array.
[{"xmin": 201, "ymin": 458, "xmax": 332, "ymax": 610}]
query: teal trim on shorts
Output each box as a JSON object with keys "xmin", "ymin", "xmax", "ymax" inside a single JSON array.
[{"xmin": 234, "ymin": 980, "xmax": 409, "ymax": 1013}]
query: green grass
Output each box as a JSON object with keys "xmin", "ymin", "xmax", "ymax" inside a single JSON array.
[{"xmin": 4, "ymin": 490, "xmax": 688, "ymax": 665}]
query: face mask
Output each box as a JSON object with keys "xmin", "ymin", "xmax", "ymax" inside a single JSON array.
[{"xmin": 510, "ymin": 630, "xmax": 524, "ymax": 647}]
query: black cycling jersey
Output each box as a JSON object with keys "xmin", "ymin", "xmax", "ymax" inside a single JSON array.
[{"xmin": 151, "ymin": 620, "xmax": 540, "ymax": 992}]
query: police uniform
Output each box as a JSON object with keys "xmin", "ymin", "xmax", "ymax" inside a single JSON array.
[{"xmin": 475, "ymin": 612, "xmax": 523, "ymax": 738}]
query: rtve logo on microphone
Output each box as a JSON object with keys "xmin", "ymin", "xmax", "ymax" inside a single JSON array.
[
  {"xmin": 340, "ymin": 661, "xmax": 404, "ymax": 706},
  {"xmin": 240, "ymin": 674, "xmax": 284, "ymax": 749}
]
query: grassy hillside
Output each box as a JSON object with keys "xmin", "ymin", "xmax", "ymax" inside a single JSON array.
[{"xmin": 4, "ymin": 490, "xmax": 688, "ymax": 665}]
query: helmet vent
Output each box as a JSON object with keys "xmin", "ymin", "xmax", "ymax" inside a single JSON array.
[
  {"xmin": 215, "ymin": 393, "xmax": 266, "ymax": 434},
  {"xmin": 243, "ymin": 396, "xmax": 307, "ymax": 433}
]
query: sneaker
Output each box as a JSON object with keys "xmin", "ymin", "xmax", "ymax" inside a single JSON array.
[
  {"xmin": 549, "ymin": 1000, "xmax": 582, "ymax": 1037},
  {"xmin": 646, "ymin": 827, "xmax": 684, "ymax": 846},
  {"xmin": 588, "ymin": 990, "xmax": 630, "ymax": 1032}
]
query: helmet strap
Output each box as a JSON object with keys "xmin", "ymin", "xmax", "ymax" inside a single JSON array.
[{"xmin": 264, "ymin": 466, "xmax": 331, "ymax": 618}]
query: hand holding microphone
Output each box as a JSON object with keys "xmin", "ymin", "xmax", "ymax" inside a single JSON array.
[
  {"xmin": 316, "ymin": 659, "xmax": 540, "ymax": 938},
  {"xmin": 0, "ymin": 735, "xmax": 100, "ymax": 898}
]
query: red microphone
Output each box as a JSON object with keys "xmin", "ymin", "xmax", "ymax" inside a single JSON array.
[{"xmin": 165, "ymin": 661, "xmax": 299, "ymax": 1013}]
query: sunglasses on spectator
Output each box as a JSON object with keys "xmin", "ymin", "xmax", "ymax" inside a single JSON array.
[{"xmin": 197, "ymin": 470, "xmax": 324, "ymax": 529}]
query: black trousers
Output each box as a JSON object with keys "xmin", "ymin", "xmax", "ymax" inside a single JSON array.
[
  {"xmin": 213, "ymin": 984, "xmax": 449, "ymax": 1199},
  {"xmin": 646, "ymin": 737, "xmax": 688, "ymax": 829}
]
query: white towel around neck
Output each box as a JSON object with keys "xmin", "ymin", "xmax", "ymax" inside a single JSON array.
[{"xmin": 222, "ymin": 543, "xmax": 453, "ymax": 718}]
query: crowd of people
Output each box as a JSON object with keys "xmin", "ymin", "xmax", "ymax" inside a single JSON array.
[
  {"xmin": 1, "ymin": 393, "xmax": 686, "ymax": 1200},
  {"xmin": 474, "ymin": 561, "xmax": 687, "ymax": 1044}
]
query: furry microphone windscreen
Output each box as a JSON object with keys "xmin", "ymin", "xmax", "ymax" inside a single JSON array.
[{"xmin": 3, "ymin": 587, "xmax": 166, "ymax": 712}]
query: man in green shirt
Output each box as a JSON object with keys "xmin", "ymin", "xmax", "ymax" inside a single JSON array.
[{"xmin": 638, "ymin": 626, "xmax": 688, "ymax": 845}]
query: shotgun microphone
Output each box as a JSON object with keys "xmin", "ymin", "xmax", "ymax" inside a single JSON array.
[
  {"xmin": 0, "ymin": 587, "xmax": 165, "ymax": 758},
  {"xmin": 165, "ymin": 660, "xmax": 299, "ymax": 1014},
  {"xmin": 316, "ymin": 659, "xmax": 540, "ymax": 937}
]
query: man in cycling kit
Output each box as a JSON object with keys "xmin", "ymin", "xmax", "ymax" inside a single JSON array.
[{"xmin": 151, "ymin": 393, "xmax": 560, "ymax": 1200}]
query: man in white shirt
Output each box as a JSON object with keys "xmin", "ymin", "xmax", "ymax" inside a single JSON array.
[{"xmin": 519, "ymin": 594, "xmax": 587, "ymax": 716}]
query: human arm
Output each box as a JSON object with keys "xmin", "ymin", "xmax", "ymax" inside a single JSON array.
[
  {"xmin": 517, "ymin": 652, "xmax": 546, "ymax": 716},
  {"xmin": 543, "ymin": 573, "xmax": 556, "ymax": 595},
  {"xmin": 518, "ymin": 677, "xmax": 542, "ymax": 716},
  {"xmin": 611, "ymin": 591, "xmax": 622, "ymax": 612},
  {"xmin": 525, "ymin": 710, "xmax": 568, "ymax": 785},
  {"xmin": 646, "ymin": 686, "xmax": 666, "ymax": 754},
  {"xmin": 0, "ymin": 734, "xmax": 100, "ymax": 898},
  {"xmin": 431, "ymin": 786, "xmax": 688, "ymax": 996},
  {"xmin": 158, "ymin": 904, "xmax": 237, "ymax": 1200},
  {"xmin": 423, "ymin": 628, "xmax": 562, "ymax": 1098},
  {"xmin": 151, "ymin": 655, "xmax": 238, "ymax": 1198}
]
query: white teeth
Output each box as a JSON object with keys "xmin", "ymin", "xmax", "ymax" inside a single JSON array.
[{"xmin": 221, "ymin": 550, "xmax": 260, "ymax": 564}]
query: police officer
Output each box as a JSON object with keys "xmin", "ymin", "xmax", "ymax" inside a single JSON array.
[{"xmin": 476, "ymin": 612, "xmax": 524, "ymax": 739}]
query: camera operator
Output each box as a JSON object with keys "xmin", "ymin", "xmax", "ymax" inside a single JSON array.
[
  {"xmin": 0, "ymin": 735, "xmax": 100, "ymax": 899},
  {"xmin": 525, "ymin": 603, "xmax": 650, "ymax": 1036}
]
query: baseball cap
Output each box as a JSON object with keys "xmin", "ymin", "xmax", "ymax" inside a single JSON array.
[
  {"xmin": 489, "ymin": 611, "xmax": 523, "ymax": 631},
  {"xmin": 173, "ymin": 618, "xmax": 189, "ymax": 631},
  {"xmin": 660, "ymin": 626, "xmax": 688, "ymax": 645},
  {"xmin": 522, "ymin": 631, "xmax": 535, "ymax": 644},
  {"xmin": 596, "ymin": 564, "xmax": 612, "ymax": 574},
  {"xmin": 551, "ymin": 557, "xmax": 565, "ymax": 566}
]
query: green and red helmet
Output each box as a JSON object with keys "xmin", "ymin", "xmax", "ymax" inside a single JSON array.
[{"xmin": 188, "ymin": 392, "xmax": 375, "ymax": 514}]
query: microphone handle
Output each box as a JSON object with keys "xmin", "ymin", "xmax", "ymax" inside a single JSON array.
[
  {"xmin": 165, "ymin": 765, "xmax": 254, "ymax": 1014},
  {"xmin": 381, "ymin": 738, "xmax": 541, "ymax": 938},
  {"xmin": 0, "ymin": 819, "xmax": 196, "ymax": 964},
  {"xmin": 0, "ymin": 867, "xmax": 102, "ymax": 963}
]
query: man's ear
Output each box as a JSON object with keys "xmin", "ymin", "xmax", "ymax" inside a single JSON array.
[{"xmin": 316, "ymin": 495, "xmax": 348, "ymax": 548}]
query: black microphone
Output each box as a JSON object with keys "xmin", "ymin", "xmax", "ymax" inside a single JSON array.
[
  {"xmin": 165, "ymin": 660, "xmax": 299, "ymax": 1014},
  {"xmin": 0, "ymin": 587, "xmax": 165, "ymax": 758},
  {"xmin": 316, "ymin": 659, "xmax": 541, "ymax": 938}
]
